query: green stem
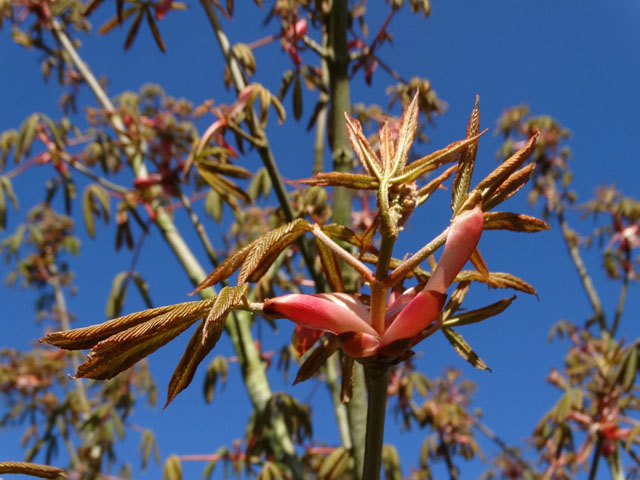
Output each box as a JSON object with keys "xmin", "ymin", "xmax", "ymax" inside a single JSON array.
[
  {"xmin": 326, "ymin": 1, "xmax": 368, "ymax": 474},
  {"xmin": 325, "ymin": 353, "xmax": 353, "ymax": 450},
  {"xmin": 362, "ymin": 366, "xmax": 390, "ymax": 480}
]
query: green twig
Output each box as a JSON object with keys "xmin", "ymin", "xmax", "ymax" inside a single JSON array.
[{"xmin": 361, "ymin": 366, "xmax": 390, "ymax": 480}]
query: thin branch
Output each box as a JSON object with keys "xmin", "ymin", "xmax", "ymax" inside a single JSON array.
[
  {"xmin": 311, "ymin": 224, "xmax": 375, "ymax": 283},
  {"xmin": 386, "ymin": 228, "xmax": 447, "ymax": 286},
  {"xmin": 302, "ymin": 34, "xmax": 329, "ymax": 58},
  {"xmin": 610, "ymin": 248, "xmax": 630, "ymax": 337},
  {"xmin": 61, "ymin": 154, "xmax": 129, "ymax": 195},
  {"xmin": 557, "ymin": 210, "xmax": 606, "ymax": 332},
  {"xmin": 177, "ymin": 188, "xmax": 219, "ymax": 268}
]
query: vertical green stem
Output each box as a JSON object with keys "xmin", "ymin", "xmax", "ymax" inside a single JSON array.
[
  {"xmin": 326, "ymin": 1, "xmax": 368, "ymax": 474},
  {"xmin": 362, "ymin": 366, "xmax": 390, "ymax": 480}
]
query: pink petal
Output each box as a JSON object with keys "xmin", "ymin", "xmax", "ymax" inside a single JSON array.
[
  {"xmin": 426, "ymin": 205, "xmax": 484, "ymax": 294},
  {"xmin": 381, "ymin": 290, "xmax": 445, "ymax": 345},
  {"xmin": 263, "ymin": 293, "xmax": 377, "ymax": 337}
]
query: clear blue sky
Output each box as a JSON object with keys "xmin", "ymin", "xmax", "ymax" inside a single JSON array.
[{"xmin": 2, "ymin": 1, "xmax": 640, "ymax": 478}]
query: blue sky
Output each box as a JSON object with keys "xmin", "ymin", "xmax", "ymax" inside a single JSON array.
[{"xmin": 2, "ymin": 1, "xmax": 640, "ymax": 478}]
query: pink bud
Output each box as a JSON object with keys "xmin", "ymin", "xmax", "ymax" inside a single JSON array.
[
  {"xmin": 380, "ymin": 290, "xmax": 445, "ymax": 345},
  {"xmin": 426, "ymin": 205, "xmax": 484, "ymax": 294},
  {"xmin": 263, "ymin": 293, "xmax": 377, "ymax": 337}
]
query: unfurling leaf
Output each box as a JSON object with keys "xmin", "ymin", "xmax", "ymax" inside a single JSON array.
[
  {"xmin": 124, "ymin": 10, "xmax": 144, "ymax": 51},
  {"xmin": 318, "ymin": 447, "xmax": 350, "ymax": 480},
  {"xmin": 344, "ymin": 113, "xmax": 383, "ymax": 180},
  {"xmin": 162, "ymin": 455, "xmax": 182, "ymax": 480},
  {"xmin": 105, "ymin": 271, "xmax": 129, "ymax": 319},
  {"xmin": 483, "ymin": 212, "xmax": 550, "ymax": 233},
  {"xmin": 483, "ymin": 163, "xmax": 535, "ymax": 210},
  {"xmin": 138, "ymin": 429, "xmax": 161, "ymax": 471},
  {"xmin": 393, "ymin": 131, "xmax": 486, "ymax": 184},
  {"xmin": 44, "ymin": 299, "xmax": 212, "ymax": 351},
  {"xmin": 452, "ymin": 94, "xmax": 480, "ymax": 214},
  {"xmin": 389, "ymin": 91, "xmax": 419, "ymax": 176},
  {"xmin": 0, "ymin": 462, "xmax": 67, "ymax": 479},
  {"xmin": 203, "ymin": 355, "xmax": 228, "ymax": 403},
  {"xmin": 145, "ymin": 8, "xmax": 166, "ymax": 52},
  {"xmin": 442, "ymin": 327, "xmax": 490, "ymax": 371},
  {"xmin": 417, "ymin": 164, "xmax": 457, "ymax": 206},
  {"xmin": 237, "ymin": 218, "xmax": 310, "ymax": 283},
  {"xmin": 443, "ymin": 296, "xmax": 515, "ymax": 327},
  {"xmin": 294, "ymin": 336, "xmax": 339, "ymax": 385},
  {"xmin": 315, "ymin": 238, "xmax": 345, "ymax": 293},
  {"xmin": 203, "ymin": 283, "xmax": 248, "ymax": 339},
  {"xmin": 299, "ymin": 171, "xmax": 378, "ymax": 190},
  {"xmin": 82, "ymin": 183, "xmax": 111, "ymax": 238},
  {"xmin": 474, "ymin": 132, "xmax": 539, "ymax": 200},
  {"xmin": 191, "ymin": 243, "xmax": 255, "ymax": 295},
  {"xmin": 456, "ymin": 270, "xmax": 537, "ymax": 296},
  {"xmin": 382, "ymin": 444, "xmax": 402, "ymax": 480}
]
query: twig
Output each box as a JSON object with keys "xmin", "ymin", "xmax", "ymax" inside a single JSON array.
[
  {"xmin": 386, "ymin": 228, "xmax": 447, "ymax": 286},
  {"xmin": 311, "ymin": 224, "xmax": 375, "ymax": 283},
  {"xmin": 610, "ymin": 248, "xmax": 630, "ymax": 337},
  {"xmin": 61, "ymin": 155, "xmax": 130, "ymax": 195},
  {"xmin": 557, "ymin": 210, "xmax": 606, "ymax": 332}
]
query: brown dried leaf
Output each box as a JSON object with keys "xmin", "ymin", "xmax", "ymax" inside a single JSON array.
[
  {"xmin": 483, "ymin": 212, "xmax": 550, "ymax": 233},
  {"xmin": 442, "ymin": 327, "xmax": 490, "ymax": 371},
  {"xmin": 293, "ymin": 336, "xmax": 339, "ymax": 385},
  {"xmin": 443, "ymin": 296, "xmax": 515, "ymax": 327},
  {"xmin": 0, "ymin": 462, "xmax": 67, "ymax": 479},
  {"xmin": 238, "ymin": 219, "xmax": 310, "ymax": 283},
  {"xmin": 452, "ymin": 94, "xmax": 480, "ymax": 214}
]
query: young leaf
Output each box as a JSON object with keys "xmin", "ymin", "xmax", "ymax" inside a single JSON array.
[
  {"xmin": 191, "ymin": 242, "xmax": 255, "ymax": 295},
  {"xmin": 124, "ymin": 10, "xmax": 144, "ymax": 51},
  {"xmin": 293, "ymin": 336, "xmax": 339, "ymax": 385},
  {"xmin": 162, "ymin": 455, "xmax": 182, "ymax": 480},
  {"xmin": 389, "ymin": 92, "xmax": 419, "ymax": 176},
  {"xmin": 145, "ymin": 8, "xmax": 166, "ymax": 53},
  {"xmin": 0, "ymin": 461, "xmax": 67, "ymax": 479},
  {"xmin": 315, "ymin": 238, "xmax": 345, "ymax": 293},
  {"xmin": 318, "ymin": 447, "xmax": 350, "ymax": 480},
  {"xmin": 293, "ymin": 74, "xmax": 303, "ymax": 121},
  {"xmin": 43, "ymin": 299, "xmax": 213, "ymax": 350},
  {"xmin": 452, "ymin": 95, "xmax": 480, "ymax": 214},
  {"xmin": 105, "ymin": 271, "xmax": 129, "ymax": 319},
  {"xmin": 202, "ymin": 283, "xmax": 248, "ymax": 340},
  {"xmin": 299, "ymin": 171, "xmax": 378, "ymax": 190},
  {"xmin": 483, "ymin": 212, "xmax": 550, "ymax": 233},
  {"xmin": 443, "ymin": 296, "xmax": 515, "ymax": 327},
  {"xmin": 442, "ymin": 327, "xmax": 490, "ymax": 371},
  {"xmin": 237, "ymin": 218, "xmax": 310, "ymax": 283},
  {"xmin": 344, "ymin": 113, "xmax": 383, "ymax": 180}
]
